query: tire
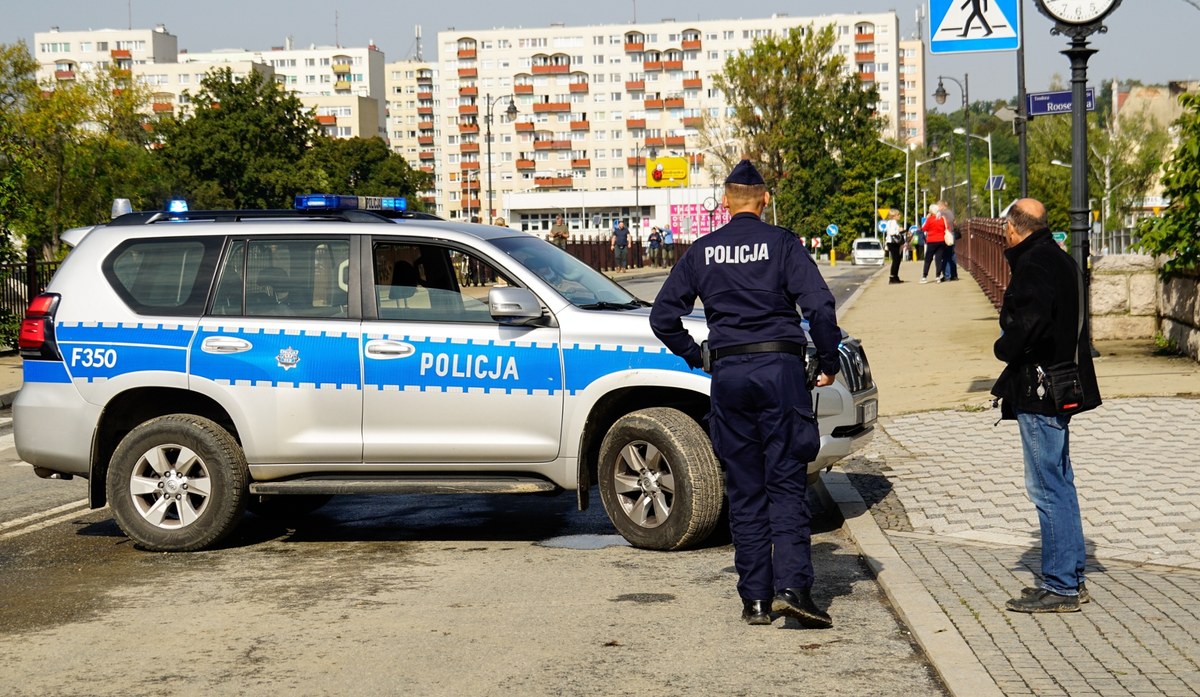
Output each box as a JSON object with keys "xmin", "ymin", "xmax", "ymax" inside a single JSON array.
[
  {"xmin": 107, "ymin": 415, "xmax": 248, "ymax": 552},
  {"xmin": 248, "ymin": 494, "xmax": 333, "ymax": 520},
  {"xmin": 598, "ymin": 407, "xmax": 724, "ymax": 550}
]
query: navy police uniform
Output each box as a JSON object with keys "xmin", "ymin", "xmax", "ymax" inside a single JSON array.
[{"xmin": 649, "ymin": 160, "xmax": 842, "ymax": 624}]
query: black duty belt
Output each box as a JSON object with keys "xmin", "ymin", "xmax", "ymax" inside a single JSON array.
[{"xmin": 710, "ymin": 341, "xmax": 807, "ymax": 361}]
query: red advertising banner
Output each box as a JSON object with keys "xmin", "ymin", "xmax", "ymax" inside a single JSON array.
[{"xmin": 669, "ymin": 203, "xmax": 730, "ymax": 236}]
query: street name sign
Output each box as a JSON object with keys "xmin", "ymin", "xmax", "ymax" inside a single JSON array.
[
  {"xmin": 1027, "ymin": 88, "xmax": 1095, "ymax": 116},
  {"xmin": 929, "ymin": 0, "xmax": 1021, "ymax": 54}
]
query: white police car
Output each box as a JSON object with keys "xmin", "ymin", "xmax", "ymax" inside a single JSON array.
[{"xmin": 14, "ymin": 195, "xmax": 877, "ymax": 552}]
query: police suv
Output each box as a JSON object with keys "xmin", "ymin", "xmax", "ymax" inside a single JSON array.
[{"xmin": 15, "ymin": 196, "xmax": 877, "ymax": 552}]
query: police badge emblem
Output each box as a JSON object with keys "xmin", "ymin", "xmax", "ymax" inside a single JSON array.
[{"xmin": 276, "ymin": 347, "xmax": 301, "ymax": 371}]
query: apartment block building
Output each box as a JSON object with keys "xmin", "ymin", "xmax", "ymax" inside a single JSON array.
[
  {"xmin": 898, "ymin": 38, "xmax": 927, "ymax": 147},
  {"xmin": 34, "ymin": 25, "xmax": 179, "ymax": 84},
  {"xmin": 433, "ymin": 12, "xmax": 921, "ymax": 223},
  {"xmin": 384, "ymin": 60, "xmax": 440, "ymax": 208}
]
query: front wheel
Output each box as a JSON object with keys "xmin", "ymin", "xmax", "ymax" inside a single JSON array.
[
  {"xmin": 107, "ymin": 415, "xmax": 248, "ymax": 552},
  {"xmin": 598, "ymin": 408, "xmax": 723, "ymax": 550}
]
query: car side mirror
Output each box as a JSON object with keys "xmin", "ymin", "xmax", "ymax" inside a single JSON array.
[{"xmin": 489, "ymin": 287, "xmax": 544, "ymax": 324}]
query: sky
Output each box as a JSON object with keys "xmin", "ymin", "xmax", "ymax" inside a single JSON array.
[{"xmin": 6, "ymin": 0, "xmax": 1198, "ymax": 106}]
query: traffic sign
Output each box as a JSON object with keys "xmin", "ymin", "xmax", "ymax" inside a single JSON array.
[
  {"xmin": 1027, "ymin": 88, "xmax": 1095, "ymax": 116},
  {"xmin": 929, "ymin": 0, "xmax": 1020, "ymax": 54},
  {"xmin": 878, "ymin": 221, "xmax": 888, "ymax": 234},
  {"xmin": 985, "ymin": 175, "xmax": 1006, "ymax": 191},
  {"xmin": 826, "ymin": 224, "xmax": 839, "ymax": 237}
]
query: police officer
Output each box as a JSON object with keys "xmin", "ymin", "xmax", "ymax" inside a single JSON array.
[{"xmin": 649, "ymin": 160, "xmax": 842, "ymax": 628}]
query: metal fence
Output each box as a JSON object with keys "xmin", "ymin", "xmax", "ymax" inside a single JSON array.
[
  {"xmin": 0, "ymin": 260, "xmax": 61, "ymax": 319},
  {"xmin": 957, "ymin": 218, "xmax": 1008, "ymax": 311},
  {"xmin": 560, "ymin": 236, "xmax": 691, "ymax": 272}
]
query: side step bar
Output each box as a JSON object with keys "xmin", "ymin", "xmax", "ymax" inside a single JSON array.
[{"xmin": 249, "ymin": 476, "xmax": 559, "ymax": 496}]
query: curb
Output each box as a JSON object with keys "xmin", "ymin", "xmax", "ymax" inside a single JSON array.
[{"xmin": 819, "ymin": 471, "xmax": 1003, "ymax": 697}]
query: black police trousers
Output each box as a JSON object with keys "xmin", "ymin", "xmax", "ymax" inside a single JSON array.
[{"xmin": 709, "ymin": 351, "xmax": 821, "ymax": 600}]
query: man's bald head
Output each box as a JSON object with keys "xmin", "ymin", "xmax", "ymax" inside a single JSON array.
[{"xmin": 1007, "ymin": 198, "xmax": 1048, "ymax": 237}]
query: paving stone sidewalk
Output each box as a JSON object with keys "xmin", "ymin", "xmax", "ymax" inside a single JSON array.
[{"xmin": 841, "ymin": 397, "xmax": 1200, "ymax": 696}]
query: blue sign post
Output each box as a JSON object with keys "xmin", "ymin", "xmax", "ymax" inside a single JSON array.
[
  {"xmin": 929, "ymin": 0, "xmax": 1020, "ymax": 54},
  {"xmin": 1027, "ymin": 88, "xmax": 1096, "ymax": 117},
  {"xmin": 826, "ymin": 224, "xmax": 839, "ymax": 265},
  {"xmin": 826, "ymin": 224, "xmax": 839, "ymax": 237}
]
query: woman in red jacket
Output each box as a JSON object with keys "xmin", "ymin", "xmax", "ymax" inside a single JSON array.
[{"xmin": 920, "ymin": 204, "xmax": 947, "ymax": 283}]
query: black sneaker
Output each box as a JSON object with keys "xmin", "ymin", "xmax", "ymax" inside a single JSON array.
[
  {"xmin": 1006, "ymin": 588, "xmax": 1080, "ymax": 613},
  {"xmin": 772, "ymin": 588, "xmax": 833, "ymax": 629},
  {"xmin": 1022, "ymin": 581, "xmax": 1090, "ymax": 603},
  {"xmin": 741, "ymin": 599, "xmax": 772, "ymax": 626}
]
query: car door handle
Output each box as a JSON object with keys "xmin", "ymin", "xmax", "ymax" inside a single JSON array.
[
  {"xmin": 364, "ymin": 339, "xmax": 416, "ymax": 359},
  {"xmin": 201, "ymin": 336, "xmax": 253, "ymax": 354}
]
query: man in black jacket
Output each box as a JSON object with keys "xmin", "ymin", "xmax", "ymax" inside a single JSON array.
[{"xmin": 991, "ymin": 198, "xmax": 1102, "ymax": 613}]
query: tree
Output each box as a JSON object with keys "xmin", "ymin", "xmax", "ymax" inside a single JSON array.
[
  {"xmin": 300, "ymin": 136, "xmax": 432, "ymax": 205},
  {"xmin": 1135, "ymin": 92, "xmax": 1200, "ymax": 272},
  {"xmin": 156, "ymin": 68, "xmax": 320, "ymax": 209}
]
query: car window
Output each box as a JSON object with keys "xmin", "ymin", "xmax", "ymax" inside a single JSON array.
[
  {"xmin": 492, "ymin": 235, "xmax": 638, "ymax": 307},
  {"xmin": 210, "ymin": 238, "xmax": 351, "ymax": 318},
  {"xmin": 103, "ymin": 237, "xmax": 223, "ymax": 316},
  {"xmin": 373, "ymin": 241, "xmax": 515, "ymax": 323},
  {"xmin": 855, "ymin": 240, "xmax": 883, "ymax": 251}
]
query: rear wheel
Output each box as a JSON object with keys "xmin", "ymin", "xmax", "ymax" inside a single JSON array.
[
  {"xmin": 598, "ymin": 408, "xmax": 723, "ymax": 550},
  {"xmin": 107, "ymin": 415, "xmax": 248, "ymax": 552}
]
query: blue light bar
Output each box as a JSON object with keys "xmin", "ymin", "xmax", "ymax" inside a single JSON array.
[
  {"xmin": 167, "ymin": 199, "xmax": 189, "ymax": 213},
  {"xmin": 295, "ymin": 194, "xmax": 360, "ymax": 210}
]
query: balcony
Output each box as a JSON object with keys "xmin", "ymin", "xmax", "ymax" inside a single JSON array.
[
  {"xmin": 459, "ymin": 86, "xmax": 478, "ymax": 97},
  {"xmin": 626, "ymin": 118, "xmax": 646, "ymax": 129},
  {"xmin": 569, "ymin": 82, "xmax": 589, "ymax": 93},
  {"xmin": 682, "ymin": 116, "xmax": 704, "ymax": 128},
  {"xmin": 624, "ymin": 41, "xmax": 645, "ymax": 52},
  {"xmin": 682, "ymin": 39, "xmax": 702, "ymax": 50},
  {"xmin": 460, "ymin": 142, "xmax": 480, "ymax": 153},
  {"xmin": 463, "ymin": 198, "xmax": 481, "ymax": 210},
  {"xmin": 666, "ymin": 135, "xmax": 686, "ymax": 147},
  {"xmin": 419, "ymin": 151, "xmax": 435, "ymax": 160},
  {"xmin": 532, "ymin": 64, "xmax": 569, "ymax": 75},
  {"xmin": 460, "ymin": 161, "xmax": 480, "ymax": 170},
  {"xmin": 110, "ymin": 49, "xmax": 131, "ymax": 59},
  {"xmin": 457, "ymin": 48, "xmax": 477, "ymax": 59},
  {"xmin": 420, "ymin": 165, "xmax": 435, "ymax": 174},
  {"xmin": 665, "ymin": 97, "xmax": 684, "ymax": 109},
  {"xmin": 645, "ymin": 136, "xmax": 665, "ymax": 148},
  {"xmin": 533, "ymin": 102, "xmax": 571, "ymax": 113},
  {"xmin": 663, "ymin": 60, "xmax": 684, "ymax": 71},
  {"xmin": 855, "ymin": 52, "xmax": 876, "ymax": 63},
  {"xmin": 859, "ymin": 72, "xmax": 876, "ymax": 83},
  {"xmin": 418, "ymin": 120, "xmax": 434, "ymax": 131},
  {"xmin": 418, "ymin": 106, "xmax": 433, "ymax": 116},
  {"xmin": 688, "ymin": 153, "xmax": 705, "ymax": 165},
  {"xmin": 625, "ymin": 80, "xmax": 645, "ymax": 91},
  {"xmin": 417, "ymin": 72, "xmax": 433, "ymax": 84},
  {"xmin": 334, "ymin": 80, "xmax": 351, "ymax": 91},
  {"xmin": 644, "ymin": 99, "xmax": 664, "ymax": 110},
  {"xmin": 54, "ymin": 69, "xmax": 76, "ymax": 80},
  {"xmin": 418, "ymin": 135, "xmax": 434, "ymax": 146},
  {"xmin": 152, "ymin": 101, "xmax": 173, "ymax": 113},
  {"xmin": 332, "ymin": 61, "xmax": 352, "ymax": 74},
  {"xmin": 516, "ymin": 159, "xmax": 536, "ymax": 170},
  {"xmin": 460, "ymin": 179, "xmax": 480, "ymax": 191},
  {"xmin": 644, "ymin": 61, "xmax": 663, "ymax": 72},
  {"xmin": 533, "ymin": 139, "xmax": 572, "ymax": 150},
  {"xmin": 571, "ymin": 158, "xmax": 591, "ymax": 168},
  {"xmin": 626, "ymin": 156, "xmax": 646, "ymax": 168},
  {"xmin": 417, "ymin": 91, "xmax": 433, "ymax": 101},
  {"xmin": 458, "ymin": 123, "xmax": 480, "ymax": 133},
  {"xmin": 458, "ymin": 67, "xmax": 478, "ymax": 78},
  {"xmin": 317, "ymin": 114, "xmax": 337, "ymax": 126},
  {"xmin": 458, "ymin": 104, "xmax": 479, "ymax": 115},
  {"xmin": 514, "ymin": 84, "xmax": 534, "ymax": 95},
  {"xmin": 855, "ymin": 32, "xmax": 876, "ymax": 43},
  {"xmin": 514, "ymin": 122, "xmax": 534, "ymax": 132},
  {"xmin": 682, "ymin": 78, "xmax": 702, "ymax": 89},
  {"xmin": 570, "ymin": 120, "xmax": 590, "ymax": 131},
  {"xmin": 535, "ymin": 176, "xmax": 573, "ymax": 188}
]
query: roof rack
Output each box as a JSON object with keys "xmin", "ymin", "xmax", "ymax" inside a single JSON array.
[{"xmin": 107, "ymin": 209, "xmax": 394, "ymax": 226}]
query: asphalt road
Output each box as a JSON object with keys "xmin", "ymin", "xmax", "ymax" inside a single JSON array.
[{"xmin": 0, "ymin": 260, "xmax": 945, "ymax": 696}]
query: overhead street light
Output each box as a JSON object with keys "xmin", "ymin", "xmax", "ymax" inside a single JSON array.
[
  {"xmin": 633, "ymin": 142, "xmax": 658, "ymax": 238},
  {"xmin": 955, "ymin": 127, "xmax": 995, "ymax": 217},
  {"xmin": 915, "ymin": 152, "xmax": 950, "ymax": 223},
  {"xmin": 485, "ymin": 93, "xmax": 518, "ymax": 222},
  {"xmin": 940, "ymin": 179, "xmax": 968, "ymax": 201},
  {"xmin": 877, "ymin": 139, "xmax": 914, "ymax": 229},
  {"xmin": 935, "ymin": 75, "xmax": 971, "ymax": 218}
]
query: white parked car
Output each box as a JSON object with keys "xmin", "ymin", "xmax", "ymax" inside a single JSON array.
[
  {"xmin": 851, "ymin": 237, "xmax": 886, "ymax": 266},
  {"xmin": 15, "ymin": 196, "xmax": 878, "ymax": 552}
]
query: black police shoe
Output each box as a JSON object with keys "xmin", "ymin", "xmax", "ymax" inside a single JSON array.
[
  {"xmin": 1021, "ymin": 581, "xmax": 1090, "ymax": 603},
  {"xmin": 1005, "ymin": 588, "xmax": 1081, "ymax": 613},
  {"xmin": 771, "ymin": 588, "xmax": 833, "ymax": 629},
  {"xmin": 741, "ymin": 599, "xmax": 772, "ymax": 625}
]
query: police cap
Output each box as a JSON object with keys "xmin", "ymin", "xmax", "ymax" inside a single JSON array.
[{"xmin": 725, "ymin": 159, "xmax": 765, "ymax": 186}]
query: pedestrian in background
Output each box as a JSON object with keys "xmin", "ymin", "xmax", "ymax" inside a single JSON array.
[
  {"xmin": 920, "ymin": 203, "xmax": 947, "ymax": 283},
  {"xmin": 549, "ymin": 214, "xmax": 569, "ymax": 249},
  {"xmin": 650, "ymin": 160, "xmax": 842, "ymax": 629},
  {"xmin": 662, "ymin": 226, "xmax": 675, "ymax": 266},
  {"xmin": 939, "ymin": 200, "xmax": 959, "ymax": 281},
  {"xmin": 647, "ymin": 226, "xmax": 663, "ymax": 267},
  {"xmin": 611, "ymin": 221, "xmax": 630, "ymax": 271},
  {"xmin": 884, "ymin": 209, "xmax": 904, "ymax": 283},
  {"xmin": 990, "ymin": 198, "xmax": 1101, "ymax": 613}
]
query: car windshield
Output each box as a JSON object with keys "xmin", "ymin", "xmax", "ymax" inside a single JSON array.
[
  {"xmin": 856, "ymin": 240, "xmax": 883, "ymax": 250},
  {"xmin": 492, "ymin": 236, "xmax": 644, "ymax": 309}
]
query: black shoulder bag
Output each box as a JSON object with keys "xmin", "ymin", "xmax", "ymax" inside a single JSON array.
[{"xmin": 1035, "ymin": 266, "xmax": 1087, "ymax": 415}]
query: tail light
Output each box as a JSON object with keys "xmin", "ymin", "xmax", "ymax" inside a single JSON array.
[{"xmin": 19, "ymin": 293, "xmax": 62, "ymax": 361}]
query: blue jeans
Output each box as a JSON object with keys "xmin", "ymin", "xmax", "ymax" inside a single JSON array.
[{"xmin": 1017, "ymin": 411, "xmax": 1086, "ymax": 595}]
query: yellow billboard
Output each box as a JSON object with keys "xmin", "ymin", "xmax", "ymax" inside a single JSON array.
[{"xmin": 645, "ymin": 156, "xmax": 690, "ymax": 188}]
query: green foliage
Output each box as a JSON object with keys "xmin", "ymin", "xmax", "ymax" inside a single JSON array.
[
  {"xmin": 156, "ymin": 68, "xmax": 320, "ymax": 209},
  {"xmin": 1135, "ymin": 92, "xmax": 1200, "ymax": 272},
  {"xmin": 300, "ymin": 136, "xmax": 432, "ymax": 206}
]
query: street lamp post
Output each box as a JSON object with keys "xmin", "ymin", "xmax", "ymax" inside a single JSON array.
[
  {"xmin": 934, "ymin": 75, "xmax": 971, "ymax": 218},
  {"xmin": 915, "ymin": 152, "xmax": 950, "ymax": 223},
  {"xmin": 485, "ymin": 93, "xmax": 518, "ymax": 223},
  {"xmin": 877, "ymin": 139, "xmax": 912, "ymax": 229},
  {"xmin": 874, "ymin": 172, "xmax": 902, "ymax": 237},
  {"xmin": 955, "ymin": 127, "xmax": 994, "ymax": 217},
  {"xmin": 940, "ymin": 180, "xmax": 968, "ymax": 201},
  {"xmin": 633, "ymin": 142, "xmax": 658, "ymax": 238}
]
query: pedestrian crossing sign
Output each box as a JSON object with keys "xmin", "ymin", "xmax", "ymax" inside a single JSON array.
[{"xmin": 929, "ymin": 0, "xmax": 1021, "ymax": 54}]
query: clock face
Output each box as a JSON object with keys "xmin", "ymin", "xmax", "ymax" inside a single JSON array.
[{"xmin": 1038, "ymin": 0, "xmax": 1119, "ymax": 24}]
